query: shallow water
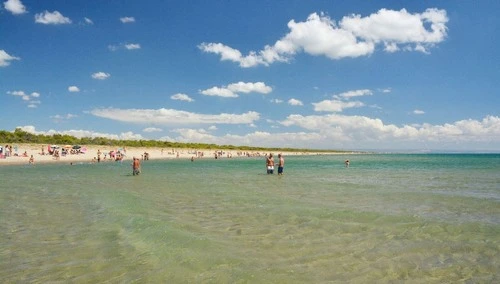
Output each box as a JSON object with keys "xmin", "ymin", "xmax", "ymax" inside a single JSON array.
[{"xmin": 1, "ymin": 154, "xmax": 499, "ymax": 282}]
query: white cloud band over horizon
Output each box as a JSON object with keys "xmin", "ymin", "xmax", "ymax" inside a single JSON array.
[{"xmin": 14, "ymin": 114, "xmax": 500, "ymax": 151}]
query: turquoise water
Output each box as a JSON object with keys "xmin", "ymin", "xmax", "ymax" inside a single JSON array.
[{"xmin": 1, "ymin": 154, "xmax": 499, "ymax": 282}]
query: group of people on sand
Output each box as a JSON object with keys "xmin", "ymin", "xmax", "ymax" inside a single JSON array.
[{"xmin": 265, "ymin": 153, "xmax": 285, "ymax": 175}]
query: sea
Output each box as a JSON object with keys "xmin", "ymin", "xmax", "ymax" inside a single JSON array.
[{"xmin": 1, "ymin": 154, "xmax": 499, "ymax": 283}]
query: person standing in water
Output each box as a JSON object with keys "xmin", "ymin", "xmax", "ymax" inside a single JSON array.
[
  {"xmin": 345, "ymin": 159, "xmax": 350, "ymax": 168},
  {"xmin": 277, "ymin": 153, "xmax": 284, "ymax": 175},
  {"xmin": 266, "ymin": 153, "xmax": 274, "ymax": 174},
  {"xmin": 132, "ymin": 157, "xmax": 141, "ymax": 175}
]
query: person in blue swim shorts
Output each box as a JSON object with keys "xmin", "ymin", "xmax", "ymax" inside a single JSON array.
[{"xmin": 277, "ymin": 153, "xmax": 284, "ymax": 175}]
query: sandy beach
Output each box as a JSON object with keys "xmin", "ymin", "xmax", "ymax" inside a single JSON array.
[{"xmin": 0, "ymin": 143, "xmax": 349, "ymax": 166}]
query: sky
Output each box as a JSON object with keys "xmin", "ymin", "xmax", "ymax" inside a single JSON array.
[{"xmin": 1, "ymin": 0, "xmax": 499, "ymax": 152}]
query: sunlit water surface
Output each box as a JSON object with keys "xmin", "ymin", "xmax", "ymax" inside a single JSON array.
[{"xmin": 1, "ymin": 154, "xmax": 499, "ymax": 282}]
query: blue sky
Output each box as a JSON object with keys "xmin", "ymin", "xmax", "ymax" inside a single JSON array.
[{"xmin": 1, "ymin": 0, "xmax": 499, "ymax": 151}]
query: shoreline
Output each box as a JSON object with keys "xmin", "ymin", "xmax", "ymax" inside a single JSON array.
[{"xmin": 0, "ymin": 143, "xmax": 356, "ymax": 166}]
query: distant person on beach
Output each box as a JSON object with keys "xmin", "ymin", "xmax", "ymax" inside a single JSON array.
[
  {"xmin": 278, "ymin": 153, "xmax": 284, "ymax": 175},
  {"xmin": 132, "ymin": 157, "xmax": 141, "ymax": 176},
  {"xmin": 29, "ymin": 155, "xmax": 34, "ymax": 165},
  {"xmin": 266, "ymin": 153, "xmax": 274, "ymax": 174},
  {"xmin": 345, "ymin": 160, "xmax": 350, "ymax": 168}
]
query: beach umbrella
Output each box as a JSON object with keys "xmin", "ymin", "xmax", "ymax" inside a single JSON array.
[
  {"xmin": 64, "ymin": 145, "xmax": 72, "ymax": 149},
  {"xmin": 51, "ymin": 145, "xmax": 60, "ymax": 149},
  {"xmin": 72, "ymin": 145, "xmax": 81, "ymax": 149},
  {"xmin": 80, "ymin": 147, "xmax": 87, "ymax": 153}
]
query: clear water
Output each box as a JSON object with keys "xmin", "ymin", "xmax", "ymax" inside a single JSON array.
[{"xmin": 1, "ymin": 154, "xmax": 499, "ymax": 282}]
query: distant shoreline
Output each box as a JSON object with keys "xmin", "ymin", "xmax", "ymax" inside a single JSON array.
[{"xmin": 0, "ymin": 143, "xmax": 361, "ymax": 166}]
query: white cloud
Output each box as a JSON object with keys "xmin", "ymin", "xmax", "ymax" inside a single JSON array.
[
  {"xmin": 50, "ymin": 113, "xmax": 78, "ymax": 122},
  {"xmin": 120, "ymin": 16, "xmax": 135, "ymax": 23},
  {"xmin": 109, "ymin": 43, "xmax": 141, "ymax": 51},
  {"xmin": 15, "ymin": 115, "xmax": 500, "ymax": 150},
  {"xmin": 313, "ymin": 99, "xmax": 364, "ymax": 112},
  {"xmin": 271, "ymin": 99, "xmax": 283, "ymax": 104},
  {"xmin": 68, "ymin": 86, "xmax": 80, "ymax": 92},
  {"xmin": 90, "ymin": 108, "xmax": 260, "ymax": 125},
  {"xmin": 341, "ymin": 8, "xmax": 448, "ymax": 48},
  {"xmin": 198, "ymin": 42, "xmax": 268, "ymax": 67},
  {"xmin": 35, "ymin": 10, "xmax": 72, "ymax": 25},
  {"xmin": 3, "ymin": 0, "xmax": 26, "ymax": 15},
  {"xmin": 0, "ymin": 49, "xmax": 20, "ymax": 67},
  {"xmin": 288, "ymin": 98, "xmax": 303, "ymax": 106},
  {"xmin": 171, "ymin": 93, "xmax": 194, "ymax": 102},
  {"xmin": 208, "ymin": 125, "xmax": 218, "ymax": 130},
  {"xmin": 143, "ymin": 127, "xmax": 163, "ymax": 133},
  {"xmin": 18, "ymin": 126, "xmax": 144, "ymax": 140},
  {"xmin": 227, "ymin": 81, "xmax": 272, "ymax": 94},
  {"xmin": 167, "ymin": 128, "xmax": 325, "ymax": 148},
  {"xmin": 279, "ymin": 114, "xmax": 500, "ymax": 149},
  {"xmin": 200, "ymin": 8, "xmax": 448, "ymax": 67},
  {"xmin": 336, "ymin": 89, "xmax": 372, "ymax": 99},
  {"xmin": 200, "ymin": 81, "xmax": 272, "ymax": 98},
  {"xmin": 200, "ymin": 86, "xmax": 237, "ymax": 98},
  {"xmin": 413, "ymin": 109, "xmax": 425, "ymax": 115},
  {"xmin": 125, "ymin": 43, "xmax": 141, "ymax": 50},
  {"xmin": 84, "ymin": 17, "xmax": 93, "ymax": 25},
  {"xmin": 91, "ymin": 72, "xmax": 110, "ymax": 80},
  {"xmin": 7, "ymin": 90, "xmax": 41, "ymax": 107}
]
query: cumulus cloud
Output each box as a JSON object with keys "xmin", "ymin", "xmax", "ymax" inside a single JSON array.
[
  {"xmin": 199, "ymin": 8, "xmax": 448, "ymax": 67},
  {"xmin": 166, "ymin": 128, "xmax": 325, "ymax": 148},
  {"xmin": 84, "ymin": 17, "xmax": 93, "ymax": 25},
  {"xmin": 0, "ymin": 50, "xmax": 20, "ymax": 67},
  {"xmin": 125, "ymin": 43, "xmax": 141, "ymax": 50},
  {"xmin": 7, "ymin": 90, "xmax": 41, "ymax": 107},
  {"xmin": 50, "ymin": 113, "xmax": 78, "ymax": 123},
  {"xmin": 288, "ymin": 98, "xmax": 303, "ymax": 106},
  {"xmin": 68, "ymin": 86, "xmax": 80, "ymax": 92},
  {"xmin": 313, "ymin": 99, "xmax": 365, "ymax": 112},
  {"xmin": 279, "ymin": 114, "xmax": 500, "ymax": 148},
  {"xmin": 90, "ymin": 108, "xmax": 260, "ymax": 125},
  {"xmin": 4, "ymin": 0, "xmax": 26, "ymax": 15},
  {"xmin": 171, "ymin": 93, "xmax": 194, "ymax": 102},
  {"xmin": 228, "ymin": 81, "xmax": 272, "ymax": 94},
  {"xmin": 413, "ymin": 109, "xmax": 425, "ymax": 115},
  {"xmin": 120, "ymin": 16, "xmax": 135, "ymax": 23},
  {"xmin": 91, "ymin": 72, "xmax": 110, "ymax": 80},
  {"xmin": 200, "ymin": 86, "xmax": 237, "ymax": 98},
  {"xmin": 143, "ymin": 127, "xmax": 163, "ymax": 133},
  {"xmin": 335, "ymin": 89, "xmax": 372, "ymax": 99},
  {"xmin": 35, "ymin": 10, "xmax": 72, "ymax": 25},
  {"xmin": 18, "ymin": 125, "xmax": 144, "ymax": 140},
  {"xmin": 200, "ymin": 81, "xmax": 272, "ymax": 98},
  {"xmin": 312, "ymin": 89, "xmax": 371, "ymax": 112},
  {"xmin": 108, "ymin": 43, "xmax": 141, "ymax": 51},
  {"xmin": 15, "ymin": 115, "xmax": 500, "ymax": 150}
]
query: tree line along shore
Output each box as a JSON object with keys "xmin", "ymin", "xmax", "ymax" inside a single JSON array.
[{"xmin": 0, "ymin": 128, "xmax": 353, "ymax": 155}]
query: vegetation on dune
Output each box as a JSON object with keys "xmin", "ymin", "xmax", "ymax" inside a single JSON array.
[{"xmin": 0, "ymin": 128, "xmax": 348, "ymax": 153}]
